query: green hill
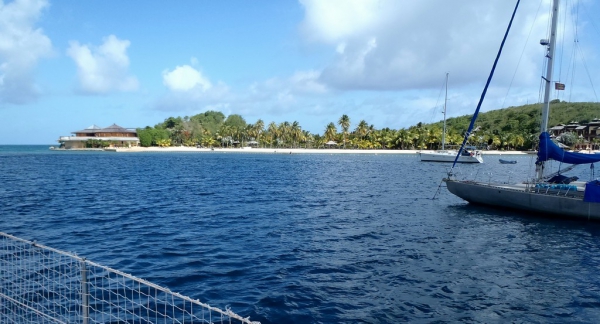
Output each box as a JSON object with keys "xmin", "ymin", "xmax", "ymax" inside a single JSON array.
[{"xmin": 429, "ymin": 101, "xmax": 600, "ymax": 136}]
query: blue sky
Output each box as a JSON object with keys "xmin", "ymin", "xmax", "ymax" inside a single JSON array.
[{"xmin": 1, "ymin": 0, "xmax": 599, "ymax": 144}]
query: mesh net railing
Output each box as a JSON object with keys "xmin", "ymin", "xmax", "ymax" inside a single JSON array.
[{"xmin": 0, "ymin": 232, "xmax": 259, "ymax": 324}]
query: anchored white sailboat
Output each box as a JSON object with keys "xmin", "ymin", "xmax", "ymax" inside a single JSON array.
[
  {"xmin": 419, "ymin": 73, "xmax": 483, "ymax": 163},
  {"xmin": 445, "ymin": 0, "xmax": 600, "ymax": 220}
]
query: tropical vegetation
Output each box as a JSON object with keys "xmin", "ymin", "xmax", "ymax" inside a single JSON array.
[
  {"xmin": 135, "ymin": 101, "xmax": 600, "ymax": 151},
  {"xmin": 85, "ymin": 139, "xmax": 113, "ymax": 148}
]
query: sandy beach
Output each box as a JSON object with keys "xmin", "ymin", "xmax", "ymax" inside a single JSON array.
[{"xmin": 113, "ymin": 146, "xmax": 533, "ymax": 155}]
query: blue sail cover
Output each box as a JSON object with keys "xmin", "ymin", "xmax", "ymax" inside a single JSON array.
[
  {"xmin": 584, "ymin": 180, "xmax": 600, "ymax": 202},
  {"xmin": 538, "ymin": 132, "xmax": 600, "ymax": 164}
]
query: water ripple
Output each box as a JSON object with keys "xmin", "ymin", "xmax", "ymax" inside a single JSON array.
[{"xmin": 2, "ymin": 149, "xmax": 600, "ymax": 323}]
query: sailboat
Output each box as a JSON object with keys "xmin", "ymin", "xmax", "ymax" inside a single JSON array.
[
  {"xmin": 419, "ymin": 73, "xmax": 483, "ymax": 163},
  {"xmin": 445, "ymin": 0, "xmax": 600, "ymax": 220}
]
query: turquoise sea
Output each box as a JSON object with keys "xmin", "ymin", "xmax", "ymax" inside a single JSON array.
[{"xmin": 1, "ymin": 145, "xmax": 600, "ymax": 323}]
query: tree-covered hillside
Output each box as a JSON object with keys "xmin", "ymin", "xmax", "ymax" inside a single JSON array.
[
  {"xmin": 435, "ymin": 101, "xmax": 600, "ymax": 136},
  {"xmin": 421, "ymin": 100, "xmax": 600, "ymax": 150}
]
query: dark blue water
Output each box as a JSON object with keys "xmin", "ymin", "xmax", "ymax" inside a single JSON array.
[{"xmin": 2, "ymin": 145, "xmax": 600, "ymax": 323}]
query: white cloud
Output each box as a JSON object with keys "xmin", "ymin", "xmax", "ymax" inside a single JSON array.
[
  {"xmin": 289, "ymin": 70, "xmax": 328, "ymax": 94},
  {"xmin": 292, "ymin": 0, "xmax": 600, "ymax": 131},
  {"xmin": 229, "ymin": 70, "xmax": 330, "ymax": 116},
  {"xmin": 233, "ymin": 73, "xmax": 333, "ymax": 121},
  {"xmin": 156, "ymin": 61, "xmax": 227, "ymax": 111},
  {"xmin": 299, "ymin": 0, "xmax": 568, "ymax": 93},
  {"xmin": 157, "ymin": 50, "xmax": 332, "ymax": 115},
  {"xmin": 67, "ymin": 35, "xmax": 138, "ymax": 94},
  {"xmin": 0, "ymin": 0, "xmax": 52, "ymax": 104},
  {"xmin": 299, "ymin": 0, "xmax": 381, "ymax": 44},
  {"xmin": 162, "ymin": 65, "xmax": 211, "ymax": 92},
  {"xmin": 155, "ymin": 82, "xmax": 229, "ymax": 112}
]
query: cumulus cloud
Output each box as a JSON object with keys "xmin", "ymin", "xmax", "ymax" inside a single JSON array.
[
  {"xmin": 154, "ymin": 82, "xmax": 229, "ymax": 112},
  {"xmin": 67, "ymin": 35, "xmax": 138, "ymax": 94},
  {"xmin": 162, "ymin": 65, "xmax": 212, "ymax": 92},
  {"xmin": 221, "ymin": 70, "xmax": 331, "ymax": 118},
  {"xmin": 0, "ymin": 0, "xmax": 52, "ymax": 105},
  {"xmin": 156, "ymin": 57, "xmax": 331, "ymax": 119},
  {"xmin": 299, "ymin": 0, "xmax": 381, "ymax": 43},
  {"xmin": 289, "ymin": 70, "xmax": 328, "ymax": 94},
  {"xmin": 157, "ymin": 62, "xmax": 220, "ymax": 111},
  {"xmin": 299, "ymin": 0, "xmax": 560, "ymax": 92},
  {"xmin": 156, "ymin": 62, "xmax": 229, "ymax": 111}
]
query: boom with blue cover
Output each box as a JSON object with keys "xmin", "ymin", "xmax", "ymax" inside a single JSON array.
[{"xmin": 538, "ymin": 132, "xmax": 600, "ymax": 164}]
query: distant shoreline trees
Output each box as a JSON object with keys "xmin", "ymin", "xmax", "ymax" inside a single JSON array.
[{"xmin": 135, "ymin": 101, "xmax": 600, "ymax": 151}]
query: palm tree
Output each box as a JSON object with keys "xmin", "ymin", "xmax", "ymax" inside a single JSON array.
[
  {"xmin": 290, "ymin": 121, "xmax": 301, "ymax": 148},
  {"xmin": 302, "ymin": 130, "xmax": 313, "ymax": 148},
  {"xmin": 396, "ymin": 129, "xmax": 410, "ymax": 149},
  {"xmin": 426, "ymin": 127, "xmax": 441, "ymax": 149},
  {"xmin": 313, "ymin": 135, "xmax": 325, "ymax": 148},
  {"xmin": 500, "ymin": 133, "xmax": 511, "ymax": 150},
  {"xmin": 201, "ymin": 136, "xmax": 217, "ymax": 148},
  {"xmin": 492, "ymin": 135, "xmax": 501, "ymax": 149},
  {"xmin": 254, "ymin": 119, "xmax": 265, "ymax": 147},
  {"xmin": 324, "ymin": 122, "xmax": 337, "ymax": 142},
  {"xmin": 267, "ymin": 122, "xmax": 278, "ymax": 148},
  {"xmin": 355, "ymin": 120, "xmax": 368, "ymax": 141},
  {"xmin": 244, "ymin": 124, "xmax": 255, "ymax": 146},
  {"xmin": 338, "ymin": 114, "xmax": 350, "ymax": 149},
  {"xmin": 367, "ymin": 124, "xmax": 375, "ymax": 143},
  {"xmin": 218, "ymin": 125, "xmax": 231, "ymax": 147},
  {"xmin": 375, "ymin": 128, "xmax": 395, "ymax": 149},
  {"xmin": 279, "ymin": 122, "xmax": 291, "ymax": 147},
  {"xmin": 513, "ymin": 134, "xmax": 525, "ymax": 150},
  {"xmin": 230, "ymin": 126, "xmax": 240, "ymax": 146},
  {"xmin": 409, "ymin": 125, "xmax": 426, "ymax": 150}
]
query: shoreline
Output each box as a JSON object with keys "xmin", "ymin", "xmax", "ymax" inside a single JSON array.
[{"xmin": 105, "ymin": 146, "xmax": 534, "ymax": 155}]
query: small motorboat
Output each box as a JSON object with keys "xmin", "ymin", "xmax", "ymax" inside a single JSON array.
[{"xmin": 499, "ymin": 159, "xmax": 517, "ymax": 164}]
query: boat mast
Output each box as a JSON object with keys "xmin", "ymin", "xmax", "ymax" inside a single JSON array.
[
  {"xmin": 442, "ymin": 72, "xmax": 448, "ymax": 150},
  {"xmin": 537, "ymin": 0, "xmax": 559, "ymax": 180}
]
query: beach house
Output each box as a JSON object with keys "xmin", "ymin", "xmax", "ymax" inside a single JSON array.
[
  {"xmin": 58, "ymin": 124, "xmax": 139, "ymax": 149},
  {"xmin": 548, "ymin": 119, "xmax": 600, "ymax": 150}
]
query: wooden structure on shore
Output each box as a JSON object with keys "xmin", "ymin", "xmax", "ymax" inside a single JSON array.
[{"xmin": 58, "ymin": 124, "xmax": 139, "ymax": 149}]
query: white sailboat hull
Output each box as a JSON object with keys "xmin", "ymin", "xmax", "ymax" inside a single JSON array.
[
  {"xmin": 445, "ymin": 179, "xmax": 600, "ymax": 220},
  {"xmin": 420, "ymin": 150, "xmax": 483, "ymax": 163},
  {"xmin": 420, "ymin": 73, "xmax": 485, "ymax": 164}
]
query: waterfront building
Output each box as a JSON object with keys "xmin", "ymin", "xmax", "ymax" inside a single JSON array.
[
  {"xmin": 548, "ymin": 119, "xmax": 600, "ymax": 150},
  {"xmin": 58, "ymin": 124, "xmax": 139, "ymax": 149}
]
